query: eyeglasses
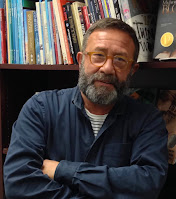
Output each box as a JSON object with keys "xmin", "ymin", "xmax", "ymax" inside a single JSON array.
[{"xmin": 84, "ymin": 51, "xmax": 134, "ymax": 72}]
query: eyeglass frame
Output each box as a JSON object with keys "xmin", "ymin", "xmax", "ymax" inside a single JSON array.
[{"xmin": 83, "ymin": 51, "xmax": 134, "ymax": 72}]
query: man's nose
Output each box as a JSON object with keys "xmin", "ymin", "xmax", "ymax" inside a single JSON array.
[{"xmin": 99, "ymin": 57, "xmax": 115, "ymax": 75}]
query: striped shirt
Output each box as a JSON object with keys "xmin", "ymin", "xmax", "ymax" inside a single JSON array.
[{"xmin": 85, "ymin": 108, "xmax": 108, "ymax": 137}]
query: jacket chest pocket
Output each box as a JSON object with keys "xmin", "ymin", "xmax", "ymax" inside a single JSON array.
[{"xmin": 102, "ymin": 143, "xmax": 132, "ymax": 167}]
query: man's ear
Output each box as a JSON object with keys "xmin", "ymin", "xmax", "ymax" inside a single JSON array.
[
  {"xmin": 131, "ymin": 63, "xmax": 139, "ymax": 75},
  {"xmin": 77, "ymin": 52, "xmax": 83, "ymax": 67}
]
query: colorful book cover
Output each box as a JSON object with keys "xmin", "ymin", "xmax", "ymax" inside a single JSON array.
[{"xmin": 153, "ymin": 0, "xmax": 176, "ymax": 61}]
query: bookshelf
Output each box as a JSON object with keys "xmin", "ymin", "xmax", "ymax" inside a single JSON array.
[{"xmin": 1, "ymin": 62, "xmax": 176, "ymax": 198}]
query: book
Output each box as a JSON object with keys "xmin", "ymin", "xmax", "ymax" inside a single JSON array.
[
  {"xmin": 153, "ymin": 0, "xmax": 176, "ymax": 61},
  {"xmin": 53, "ymin": 0, "xmax": 73, "ymax": 65},
  {"xmin": 113, "ymin": 0, "xmax": 122, "ymax": 20},
  {"xmin": 50, "ymin": 1, "xmax": 59, "ymax": 64},
  {"xmin": 48, "ymin": 1, "xmax": 56, "ymax": 65},
  {"xmin": 157, "ymin": 90, "xmax": 176, "ymax": 165},
  {"xmin": 6, "ymin": 0, "xmax": 14, "ymax": 63},
  {"xmin": 86, "ymin": 0, "xmax": 96, "ymax": 23},
  {"xmin": 26, "ymin": 10, "xmax": 36, "ymax": 64},
  {"xmin": 97, "ymin": 0, "xmax": 104, "ymax": 19},
  {"xmin": 17, "ymin": 0, "xmax": 25, "ymax": 64},
  {"xmin": 82, "ymin": 6, "xmax": 91, "ymax": 30},
  {"xmin": 119, "ymin": 0, "xmax": 158, "ymax": 62},
  {"xmin": 0, "ymin": 7, "xmax": 7, "ymax": 63},
  {"xmin": 41, "ymin": 1, "xmax": 50, "ymax": 64},
  {"xmin": 65, "ymin": 2, "xmax": 79, "ymax": 63},
  {"xmin": 23, "ymin": 9, "xmax": 30, "ymax": 64},
  {"xmin": 71, "ymin": 1, "xmax": 85, "ymax": 51},
  {"xmin": 53, "ymin": 4, "xmax": 63, "ymax": 64},
  {"xmin": 78, "ymin": 6, "xmax": 86, "ymax": 36},
  {"xmin": 33, "ymin": 11, "xmax": 40, "ymax": 64},
  {"xmin": 35, "ymin": 1, "xmax": 45, "ymax": 64},
  {"xmin": 101, "ymin": 0, "xmax": 109, "ymax": 18},
  {"xmin": 108, "ymin": 0, "xmax": 116, "ymax": 18},
  {"xmin": 63, "ymin": 4, "xmax": 77, "ymax": 64}
]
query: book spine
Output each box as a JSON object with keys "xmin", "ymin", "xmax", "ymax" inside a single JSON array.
[
  {"xmin": 23, "ymin": 9, "xmax": 29, "ymax": 64},
  {"xmin": 53, "ymin": 5, "xmax": 63, "ymax": 64},
  {"xmin": 33, "ymin": 11, "xmax": 40, "ymax": 64},
  {"xmin": 78, "ymin": 6, "xmax": 86, "ymax": 36},
  {"xmin": 53, "ymin": 0, "xmax": 68, "ymax": 64},
  {"xmin": 86, "ymin": 0, "xmax": 96, "ymax": 23},
  {"xmin": 113, "ymin": 0, "xmax": 122, "ymax": 20},
  {"xmin": 17, "ymin": 0, "xmax": 24, "ymax": 64},
  {"xmin": 41, "ymin": 1, "xmax": 50, "ymax": 64},
  {"xmin": 0, "ymin": 8, "xmax": 7, "ymax": 63},
  {"xmin": 45, "ymin": 0, "xmax": 54, "ymax": 65},
  {"xmin": 63, "ymin": 4, "xmax": 77, "ymax": 64},
  {"xmin": 35, "ymin": 2, "xmax": 45, "ymax": 64},
  {"xmin": 82, "ymin": 6, "xmax": 90, "ymax": 30},
  {"xmin": 56, "ymin": 0, "xmax": 73, "ymax": 64},
  {"xmin": 93, "ymin": 0, "xmax": 101, "ymax": 20},
  {"xmin": 108, "ymin": 0, "xmax": 116, "ymax": 18},
  {"xmin": 6, "ymin": 0, "xmax": 14, "ymax": 63},
  {"xmin": 50, "ymin": 1, "xmax": 59, "ymax": 64},
  {"xmin": 66, "ymin": 2, "xmax": 79, "ymax": 63},
  {"xmin": 84, "ymin": 0, "xmax": 93, "ymax": 25},
  {"xmin": 118, "ymin": 0, "xmax": 131, "ymax": 22},
  {"xmin": 105, "ymin": 0, "xmax": 111, "ymax": 17},
  {"xmin": 97, "ymin": 0, "xmax": 104, "ymax": 19},
  {"xmin": 101, "ymin": 0, "xmax": 108, "ymax": 18},
  {"xmin": 71, "ymin": 2, "xmax": 85, "ymax": 51},
  {"xmin": 0, "ymin": 16, "xmax": 2, "ymax": 63},
  {"xmin": 26, "ymin": 10, "xmax": 36, "ymax": 64},
  {"xmin": 48, "ymin": 1, "xmax": 56, "ymax": 65},
  {"xmin": 14, "ymin": 0, "xmax": 19, "ymax": 63}
]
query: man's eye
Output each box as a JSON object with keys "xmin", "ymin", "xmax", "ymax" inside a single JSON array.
[
  {"xmin": 93, "ymin": 53, "xmax": 104, "ymax": 57},
  {"xmin": 114, "ymin": 56, "xmax": 126, "ymax": 62}
]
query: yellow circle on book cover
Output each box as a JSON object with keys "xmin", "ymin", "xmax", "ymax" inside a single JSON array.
[{"xmin": 160, "ymin": 32, "xmax": 174, "ymax": 47}]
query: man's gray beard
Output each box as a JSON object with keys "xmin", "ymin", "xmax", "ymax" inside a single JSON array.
[{"xmin": 78, "ymin": 62, "xmax": 132, "ymax": 105}]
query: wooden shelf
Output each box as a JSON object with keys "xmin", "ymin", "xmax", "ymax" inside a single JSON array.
[
  {"xmin": 1, "ymin": 61, "xmax": 176, "ymax": 70},
  {"xmin": 0, "ymin": 64, "xmax": 79, "ymax": 70}
]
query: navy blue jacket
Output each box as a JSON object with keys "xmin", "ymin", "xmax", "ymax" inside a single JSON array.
[{"xmin": 4, "ymin": 86, "xmax": 168, "ymax": 199}]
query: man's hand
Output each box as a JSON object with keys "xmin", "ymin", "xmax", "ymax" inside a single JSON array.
[{"xmin": 42, "ymin": 159, "xmax": 59, "ymax": 179}]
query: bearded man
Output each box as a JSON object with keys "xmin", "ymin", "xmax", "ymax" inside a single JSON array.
[{"xmin": 4, "ymin": 18, "xmax": 168, "ymax": 199}]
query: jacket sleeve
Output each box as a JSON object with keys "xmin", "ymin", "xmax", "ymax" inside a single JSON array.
[
  {"xmin": 54, "ymin": 109, "xmax": 168, "ymax": 199},
  {"xmin": 3, "ymin": 95, "xmax": 73, "ymax": 199}
]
